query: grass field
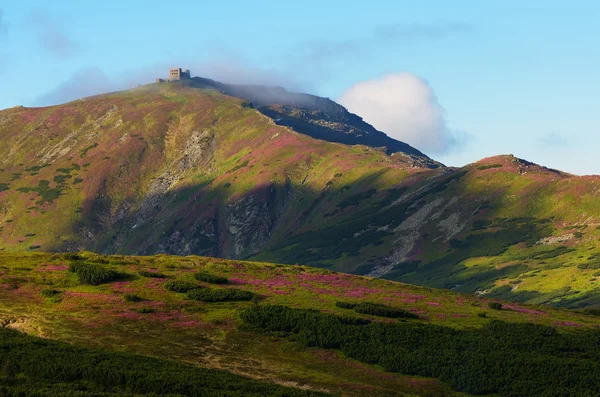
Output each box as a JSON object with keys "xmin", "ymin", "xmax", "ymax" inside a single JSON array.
[{"xmin": 1, "ymin": 252, "xmax": 600, "ymax": 395}]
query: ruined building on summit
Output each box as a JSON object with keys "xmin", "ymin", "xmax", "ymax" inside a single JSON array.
[{"xmin": 156, "ymin": 68, "xmax": 191, "ymax": 83}]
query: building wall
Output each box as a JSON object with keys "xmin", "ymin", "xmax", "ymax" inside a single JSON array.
[
  {"xmin": 170, "ymin": 68, "xmax": 182, "ymax": 81},
  {"xmin": 159, "ymin": 68, "xmax": 190, "ymax": 82}
]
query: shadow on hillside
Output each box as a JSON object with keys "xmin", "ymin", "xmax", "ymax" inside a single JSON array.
[{"xmin": 43, "ymin": 162, "xmax": 579, "ymax": 307}]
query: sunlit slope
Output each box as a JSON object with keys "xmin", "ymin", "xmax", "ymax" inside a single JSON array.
[{"xmin": 1, "ymin": 83, "xmax": 600, "ymax": 307}]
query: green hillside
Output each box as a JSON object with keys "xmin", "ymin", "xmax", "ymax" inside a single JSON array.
[
  {"xmin": 2, "ymin": 252, "xmax": 600, "ymax": 396},
  {"xmin": 1, "ymin": 82, "xmax": 600, "ymax": 307}
]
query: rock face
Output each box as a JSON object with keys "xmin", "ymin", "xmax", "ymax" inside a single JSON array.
[{"xmin": 1, "ymin": 83, "xmax": 600, "ymax": 307}]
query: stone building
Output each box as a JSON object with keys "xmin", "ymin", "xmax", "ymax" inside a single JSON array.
[{"xmin": 156, "ymin": 68, "xmax": 191, "ymax": 83}]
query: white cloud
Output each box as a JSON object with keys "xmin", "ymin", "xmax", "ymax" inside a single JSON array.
[
  {"xmin": 539, "ymin": 131, "xmax": 568, "ymax": 147},
  {"xmin": 28, "ymin": 10, "xmax": 79, "ymax": 59},
  {"xmin": 34, "ymin": 67, "xmax": 116, "ymax": 106},
  {"xmin": 338, "ymin": 73, "xmax": 458, "ymax": 154}
]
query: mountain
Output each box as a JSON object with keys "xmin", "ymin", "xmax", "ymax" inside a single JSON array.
[
  {"xmin": 1, "ymin": 251, "xmax": 600, "ymax": 396},
  {"xmin": 1, "ymin": 80, "xmax": 600, "ymax": 308},
  {"xmin": 180, "ymin": 77, "xmax": 440, "ymax": 165}
]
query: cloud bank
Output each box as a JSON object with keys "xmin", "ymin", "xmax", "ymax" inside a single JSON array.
[
  {"xmin": 29, "ymin": 10, "xmax": 78, "ymax": 58},
  {"xmin": 539, "ymin": 131, "xmax": 568, "ymax": 147},
  {"xmin": 33, "ymin": 60, "xmax": 309, "ymax": 107},
  {"xmin": 30, "ymin": 19, "xmax": 472, "ymax": 109},
  {"xmin": 287, "ymin": 21, "xmax": 473, "ymax": 79},
  {"xmin": 35, "ymin": 68, "xmax": 117, "ymax": 106},
  {"xmin": 338, "ymin": 73, "xmax": 458, "ymax": 155}
]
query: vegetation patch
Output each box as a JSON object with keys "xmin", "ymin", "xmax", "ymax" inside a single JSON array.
[
  {"xmin": 227, "ymin": 160, "xmax": 249, "ymax": 174},
  {"xmin": 355, "ymin": 302, "xmax": 419, "ymax": 319},
  {"xmin": 336, "ymin": 301, "xmax": 418, "ymax": 319},
  {"xmin": 139, "ymin": 270, "xmax": 166, "ymax": 278},
  {"xmin": 241, "ymin": 305, "xmax": 600, "ymax": 396},
  {"xmin": 68, "ymin": 262, "xmax": 121, "ymax": 286},
  {"xmin": 534, "ymin": 246, "xmax": 575, "ymax": 260},
  {"xmin": 194, "ymin": 271, "xmax": 228, "ymax": 284},
  {"xmin": 123, "ymin": 293, "xmax": 142, "ymax": 302},
  {"xmin": 24, "ymin": 164, "xmax": 51, "ymax": 173},
  {"xmin": 17, "ymin": 180, "xmax": 63, "ymax": 205},
  {"xmin": 80, "ymin": 143, "xmax": 98, "ymax": 158},
  {"xmin": 186, "ymin": 288, "xmax": 254, "ymax": 302},
  {"xmin": 40, "ymin": 288, "xmax": 61, "ymax": 298},
  {"xmin": 477, "ymin": 163, "xmax": 504, "ymax": 170},
  {"xmin": 0, "ymin": 327, "xmax": 322, "ymax": 396},
  {"xmin": 337, "ymin": 189, "xmax": 376, "ymax": 209},
  {"xmin": 164, "ymin": 280, "xmax": 201, "ymax": 293}
]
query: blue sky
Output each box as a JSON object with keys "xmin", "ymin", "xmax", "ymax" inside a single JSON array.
[{"xmin": 0, "ymin": 0, "xmax": 599, "ymax": 174}]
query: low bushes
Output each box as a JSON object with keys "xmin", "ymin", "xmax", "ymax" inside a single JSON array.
[
  {"xmin": 40, "ymin": 289, "xmax": 60, "ymax": 298},
  {"xmin": 477, "ymin": 163, "xmax": 503, "ymax": 170},
  {"xmin": 68, "ymin": 262, "xmax": 121, "ymax": 286},
  {"xmin": 139, "ymin": 270, "xmax": 166, "ymax": 278},
  {"xmin": 335, "ymin": 301, "xmax": 357, "ymax": 310},
  {"xmin": 123, "ymin": 293, "xmax": 142, "ymax": 302},
  {"xmin": 336, "ymin": 301, "xmax": 419, "ymax": 319},
  {"xmin": 186, "ymin": 288, "xmax": 253, "ymax": 302},
  {"xmin": 164, "ymin": 280, "xmax": 201, "ymax": 293},
  {"xmin": 0, "ymin": 327, "xmax": 323, "ymax": 396},
  {"xmin": 194, "ymin": 271, "xmax": 228, "ymax": 284},
  {"xmin": 241, "ymin": 305, "xmax": 600, "ymax": 396}
]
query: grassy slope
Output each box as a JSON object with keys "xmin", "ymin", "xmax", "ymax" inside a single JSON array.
[
  {"xmin": 1, "ymin": 252, "xmax": 600, "ymax": 396},
  {"xmin": 1, "ymin": 84, "xmax": 600, "ymax": 307},
  {"xmin": 257, "ymin": 155, "xmax": 600, "ymax": 308}
]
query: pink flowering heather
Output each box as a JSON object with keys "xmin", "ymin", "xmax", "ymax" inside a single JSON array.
[
  {"xmin": 554, "ymin": 321, "xmax": 582, "ymax": 327},
  {"xmin": 503, "ymin": 303, "xmax": 548, "ymax": 316},
  {"xmin": 36, "ymin": 264, "xmax": 69, "ymax": 271}
]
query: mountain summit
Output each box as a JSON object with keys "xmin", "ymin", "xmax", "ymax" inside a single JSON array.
[{"xmin": 155, "ymin": 69, "xmax": 440, "ymax": 166}]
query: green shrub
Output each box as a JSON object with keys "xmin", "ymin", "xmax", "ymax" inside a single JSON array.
[
  {"xmin": 123, "ymin": 293, "xmax": 141, "ymax": 302},
  {"xmin": 477, "ymin": 163, "xmax": 503, "ymax": 170},
  {"xmin": 241, "ymin": 305, "xmax": 600, "ymax": 396},
  {"xmin": 68, "ymin": 262, "xmax": 120, "ymax": 286},
  {"xmin": 488, "ymin": 302, "xmax": 503, "ymax": 310},
  {"xmin": 583, "ymin": 308, "xmax": 600, "ymax": 316},
  {"xmin": 336, "ymin": 301, "xmax": 418, "ymax": 319},
  {"xmin": 0, "ymin": 327, "xmax": 321, "ymax": 396},
  {"xmin": 63, "ymin": 252, "xmax": 84, "ymax": 261},
  {"xmin": 40, "ymin": 289, "xmax": 60, "ymax": 298},
  {"xmin": 353, "ymin": 302, "xmax": 419, "ymax": 319},
  {"xmin": 335, "ymin": 301, "xmax": 358, "ymax": 309},
  {"xmin": 194, "ymin": 271, "xmax": 228, "ymax": 284},
  {"xmin": 139, "ymin": 270, "xmax": 166, "ymax": 278},
  {"xmin": 136, "ymin": 308, "xmax": 154, "ymax": 314},
  {"xmin": 164, "ymin": 280, "xmax": 201, "ymax": 293},
  {"xmin": 186, "ymin": 288, "xmax": 254, "ymax": 302}
]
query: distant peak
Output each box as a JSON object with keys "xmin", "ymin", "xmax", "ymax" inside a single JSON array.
[{"xmin": 472, "ymin": 154, "xmax": 569, "ymax": 177}]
